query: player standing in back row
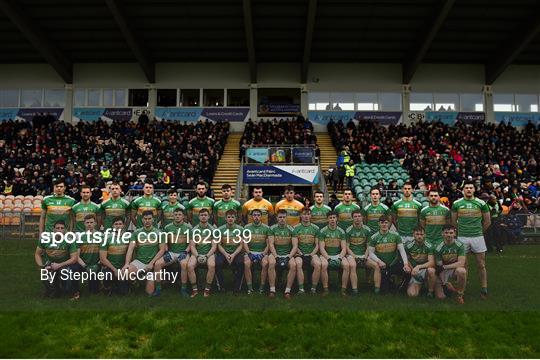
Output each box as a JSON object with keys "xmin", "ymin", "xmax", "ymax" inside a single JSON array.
[
  {"xmin": 362, "ymin": 187, "xmax": 389, "ymax": 235},
  {"xmin": 130, "ymin": 180, "xmax": 162, "ymax": 228},
  {"xmin": 451, "ymin": 181, "xmax": 490, "ymax": 299},
  {"xmin": 187, "ymin": 181, "xmax": 215, "ymax": 225},
  {"xmin": 274, "ymin": 185, "xmax": 304, "ymax": 227},
  {"xmin": 334, "ymin": 188, "xmax": 361, "ymax": 230},
  {"xmin": 390, "ymin": 182, "xmax": 422, "ymax": 244},
  {"xmin": 213, "ymin": 184, "xmax": 241, "ymax": 227},
  {"xmin": 310, "ymin": 190, "xmax": 331, "ymax": 229},
  {"xmin": 419, "ymin": 190, "xmax": 450, "ymax": 245}
]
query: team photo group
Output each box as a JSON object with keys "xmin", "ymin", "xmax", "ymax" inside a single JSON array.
[{"xmin": 36, "ymin": 176, "xmax": 490, "ymax": 305}]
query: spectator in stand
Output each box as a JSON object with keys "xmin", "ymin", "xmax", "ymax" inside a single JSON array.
[
  {"xmin": 240, "ymin": 117, "xmax": 316, "ymax": 146},
  {"xmin": 0, "ymin": 118, "xmax": 229, "ymax": 196},
  {"xmin": 326, "ymin": 119, "xmax": 539, "ymax": 208}
]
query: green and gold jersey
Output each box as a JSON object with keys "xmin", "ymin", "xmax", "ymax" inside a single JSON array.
[
  {"xmin": 346, "ymin": 224, "xmax": 371, "ymax": 256},
  {"xmin": 131, "ymin": 196, "xmax": 162, "ymax": 228},
  {"xmin": 160, "ymin": 201, "xmax": 186, "ymax": 227},
  {"xmin": 213, "ymin": 199, "xmax": 242, "ymax": 227},
  {"xmin": 41, "ymin": 194, "xmax": 76, "ymax": 232},
  {"xmin": 270, "ymin": 224, "xmax": 294, "ymax": 256},
  {"xmin": 100, "ymin": 197, "xmax": 130, "ymax": 229},
  {"xmin": 244, "ymin": 222, "xmax": 271, "ymax": 253},
  {"xmin": 362, "ymin": 203, "xmax": 389, "ymax": 234},
  {"xmin": 187, "ymin": 196, "xmax": 215, "ymax": 225},
  {"xmin": 293, "ymin": 222, "xmax": 320, "ymax": 255},
  {"xmin": 334, "ymin": 202, "xmax": 361, "ymax": 230},
  {"xmin": 38, "ymin": 237, "xmax": 77, "ymax": 264},
  {"xmin": 434, "ymin": 240, "xmax": 466, "ymax": 265},
  {"xmin": 71, "ymin": 201, "xmax": 101, "ymax": 232},
  {"xmin": 163, "ymin": 221, "xmax": 192, "ymax": 253},
  {"xmin": 131, "ymin": 226, "xmax": 163, "ymax": 264},
  {"xmin": 368, "ymin": 231, "xmax": 402, "ymax": 266},
  {"xmin": 78, "ymin": 232, "xmax": 101, "ymax": 267},
  {"xmin": 310, "ymin": 204, "xmax": 331, "ymax": 229},
  {"xmin": 405, "ymin": 241, "xmax": 433, "ymax": 267},
  {"xmin": 451, "ymin": 197, "xmax": 489, "ymax": 237},
  {"xmin": 420, "ymin": 204, "xmax": 450, "ymax": 244},
  {"xmin": 319, "ymin": 225, "xmax": 346, "ymax": 256},
  {"xmin": 390, "ymin": 198, "xmax": 422, "ymax": 237},
  {"xmin": 217, "ymin": 223, "xmax": 244, "ymax": 254},
  {"xmin": 100, "ymin": 232, "xmax": 129, "ymax": 269},
  {"xmin": 191, "ymin": 223, "xmax": 216, "ymax": 255}
]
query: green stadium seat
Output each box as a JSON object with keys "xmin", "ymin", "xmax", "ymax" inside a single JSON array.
[{"xmin": 397, "ymin": 179, "xmax": 404, "ymax": 187}]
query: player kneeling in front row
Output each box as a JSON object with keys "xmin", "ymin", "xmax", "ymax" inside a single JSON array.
[
  {"xmin": 405, "ymin": 226, "xmax": 436, "ymax": 298},
  {"xmin": 215, "ymin": 210, "xmax": 245, "ymax": 294},
  {"xmin": 35, "ymin": 220, "xmax": 78, "ymax": 298},
  {"xmin": 434, "ymin": 225, "xmax": 467, "ymax": 304},
  {"xmin": 293, "ymin": 207, "xmax": 322, "ymax": 294},
  {"xmin": 319, "ymin": 211, "xmax": 351, "ymax": 295},
  {"xmin": 152, "ymin": 208, "xmax": 193, "ymax": 297},
  {"xmin": 100, "ymin": 217, "xmax": 130, "ymax": 295},
  {"xmin": 367, "ymin": 216, "xmax": 411, "ymax": 294},
  {"xmin": 187, "ymin": 208, "xmax": 217, "ymax": 297},
  {"xmin": 125, "ymin": 211, "xmax": 167, "ymax": 295},
  {"xmin": 346, "ymin": 209, "xmax": 377, "ymax": 294},
  {"xmin": 268, "ymin": 209, "xmax": 298, "ymax": 298},
  {"xmin": 243, "ymin": 209, "xmax": 272, "ymax": 294}
]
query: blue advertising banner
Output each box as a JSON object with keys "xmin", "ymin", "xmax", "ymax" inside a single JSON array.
[
  {"xmin": 0, "ymin": 108, "xmax": 63, "ymax": 121},
  {"xmin": 308, "ymin": 111, "xmax": 402, "ymax": 125},
  {"xmin": 425, "ymin": 111, "xmax": 485, "ymax": 125},
  {"xmin": 154, "ymin": 107, "xmax": 249, "ymax": 122},
  {"xmin": 308, "ymin": 111, "xmax": 356, "ymax": 124},
  {"xmin": 258, "ymin": 104, "xmax": 301, "ymax": 115},
  {"xmin": 292, "ymin": 147, "xmax": 315, "ymax": 163},
  {"xmin": 246, "ymin": 148, "xmax": 269, "ymax": 163},
  {"xmin": 73, "ymin": 107, "xmax": 132, "ymax": 122},
  {"xmin": 494, "ymin": 112, "xmax": 540, "ymax": 126},
  {"xmin": 355, "ymin": 111, "xmax": 403, "ymax": 125},
  {"xmin": 243, "ymin": 165, "xmax": 319, "ymax": 185}
]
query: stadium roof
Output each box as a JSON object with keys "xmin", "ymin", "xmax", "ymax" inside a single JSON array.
[{"xmin": 0, "ymin": 0, "xmax": 539, "ymax": 84}]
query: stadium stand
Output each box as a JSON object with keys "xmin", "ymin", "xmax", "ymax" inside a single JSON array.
[
  {"xmin": 0, "ymin": 118, "xmax": 230, "ymax": 198},
  {"xmin": 240, "ymin": 117, "xmax": 318, "ymax": 156},
  {"xmin": 328, "ymin": 119, "xmax": 540, "ymax": 211}
]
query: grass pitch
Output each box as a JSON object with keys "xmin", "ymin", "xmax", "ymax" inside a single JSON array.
[{"xmin": 0, "ymin": 239, "xmax": 539, "ymax": 358}]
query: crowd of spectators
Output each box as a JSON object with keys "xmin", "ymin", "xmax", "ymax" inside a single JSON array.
[
  {"xmin": 328, "ymin": 119, "xmax": 540, "ymax": 213},
  {"xmin": 0, "ymin": 118, "xmax": 229, "ymax": 200},
  {"xmin": 240, "ymin": 117, "xmax": 319, "ymax": 161}
]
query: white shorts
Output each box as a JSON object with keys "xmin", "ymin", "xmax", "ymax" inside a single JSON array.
[
  {"xmin": 401, "ymin": 236, "xmax": 414, "ymax": 245},
  {"xmin": 458, "ymin": 236, "xmax": 487, "ymax": 253},
  {"xmin": 439, "ymin": 269, "xmax": 456, "ymax": 284},
  {"xmin": 130, "ymin": 259, "xmax": 148, "ymax": 271},
  {"xmin": 409, "ymin": 268, "xmax": 427, "ymax": 285}
]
